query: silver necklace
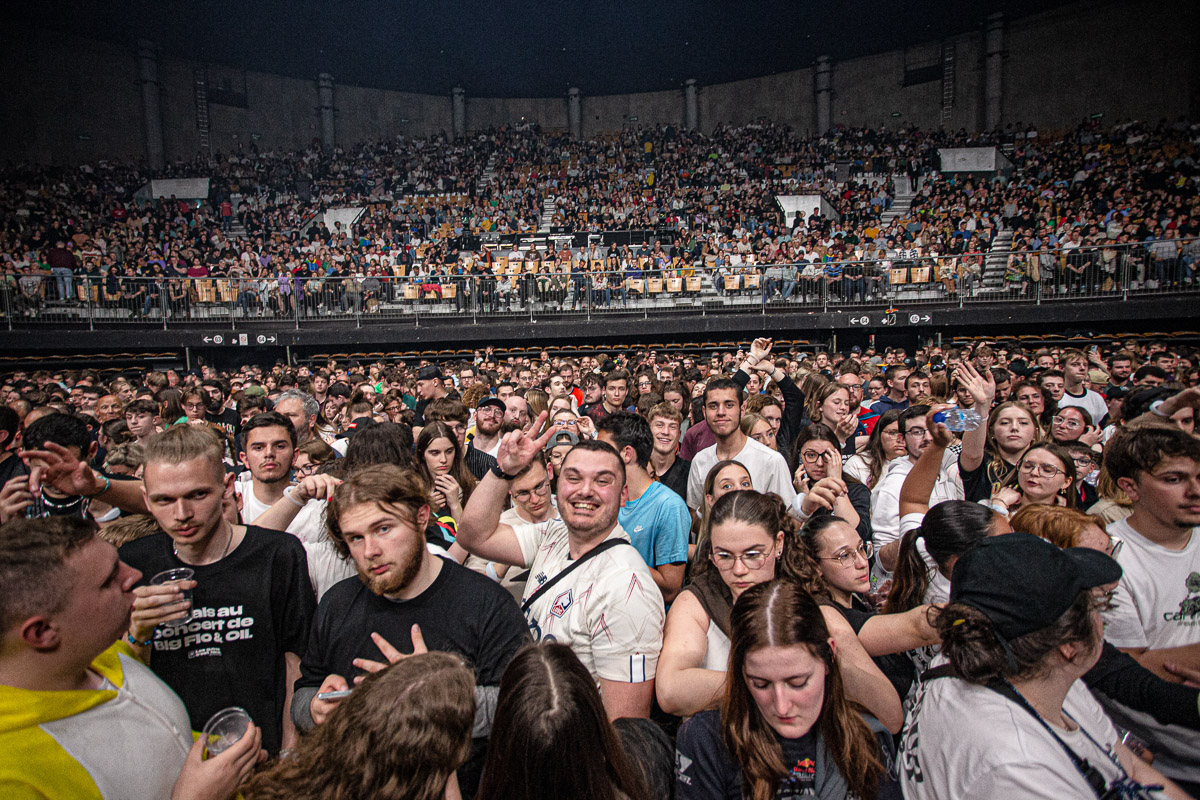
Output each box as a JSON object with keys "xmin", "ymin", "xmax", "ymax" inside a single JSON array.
[{"xmin": 174, "ymin": 520, "xmax": 234, "ymax": 563}]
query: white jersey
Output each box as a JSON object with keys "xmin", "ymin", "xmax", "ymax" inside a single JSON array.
[
  {"xmin": 1100, "ymin": 517, "xmax": 1200, "ymax": 781},
  {"xmin": 901, "ymin": 678, "xmax": 1129, "ymax": 800},
  {"xmin": 513, "ymin": 519, "xmax": 664, "ymax": 684},
  {"xmin": 686, "ymin": 436, "xmax": 796, "ymax": 510}
]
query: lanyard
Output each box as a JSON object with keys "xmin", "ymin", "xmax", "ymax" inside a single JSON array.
[{"xmin": 997, "ymin": 680, "xmax": 1159, "ymax": 800}]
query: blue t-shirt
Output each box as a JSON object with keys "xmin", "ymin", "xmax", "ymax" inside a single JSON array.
[{"xmin": 618, "ymin": 480, "xmax": 690, "ymax": 569}]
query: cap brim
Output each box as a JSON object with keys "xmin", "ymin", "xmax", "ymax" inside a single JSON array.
[{"xmin": 1064, "ymin": 546, "xmax": 1122, "ymax": 590}]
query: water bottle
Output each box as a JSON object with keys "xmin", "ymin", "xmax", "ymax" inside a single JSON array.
[{"xmin": 933, "ymin": 408, "xmax": 983, "ymax": 432}]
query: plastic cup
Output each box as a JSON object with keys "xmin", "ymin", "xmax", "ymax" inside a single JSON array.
[
  {"xmin": 202, "ymin": 707, "xmax": 252, "ymax": 757},
  {"xmin": 150, "ymin": 567, "xmax": 195, "ymax": 625}
]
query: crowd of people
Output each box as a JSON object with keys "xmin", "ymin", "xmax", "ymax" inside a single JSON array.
[
  {"xmin": 3, "ymin": 118, "xmax": 1197, "ymax": 320},
  {"xmin": 3, "ymin": 331, "xmax": 1200, "ymax": 798}
]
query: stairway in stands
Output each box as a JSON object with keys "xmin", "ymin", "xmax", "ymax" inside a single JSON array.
[
  {"xmin": 980, "ymin": 229, "xmax": 1016, "ymax": 291},
  {"xmin": 476, "ymin": 153, "xmax": 497, "ymax": 195},
  {"xmin": 538, "ymin": 198, "xmax": 556, "ymax": 233},
  {"xmin": 879, "ymin": 189, "xmax": 915, "ymax": 228}
]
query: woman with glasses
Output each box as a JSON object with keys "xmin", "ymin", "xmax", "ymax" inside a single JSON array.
[
  {"xmin": 292, "ymin": 438, "xmax": 335, "ymax": 479},
  {"xmin": 844, "ymin": 409, "xmax": 907, "ymax": 489},
  {"xmin": 790, "ymin": 424, "xmax": 871, "ymax": 543},
  {"xmin": 658, "ymin": 489, "xmax": 903, "ymax": 733},
  {"xmin": 990, "ymin": 442, "xmax": 1079, "ymax": 515},
  {"xmin": 1050, "ymin": 405, "xmax": 1101, "ymax": 448},
  {"xmin": 674, "ymin": 578, "xmax": 901, "ymax": 800},
  {"xmin": 801, "ymin": 516, "xmax": 940, "ymax": 702},
  {"xmin": 958, "ymin": 363, "xmax": 1044, "ymax": 503}
]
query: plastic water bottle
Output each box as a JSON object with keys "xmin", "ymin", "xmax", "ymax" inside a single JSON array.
[{"xmin": 934, "ymin": 408, "xmax": 983, "ymax": 432}]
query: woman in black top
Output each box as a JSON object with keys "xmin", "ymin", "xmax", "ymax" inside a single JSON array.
[
  {"xmin": 791, "ymin": 424, "xmax": 872, "ymax": 544},
  {"xmin": 675, "ymin": 579, "xmax": 901, "ymax": 800},
  {"xmin": 956, "ymin": 363, "xmax": 1041, "ymax": 503},
  {"xmin": 800, "ymin": 515, "xmax": 939, "ymax": 702}
]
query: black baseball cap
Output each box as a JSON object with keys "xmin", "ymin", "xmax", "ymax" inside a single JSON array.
[
  {"xmin": 416, "ymin": 365, "xmax": 443, "ymax": 381},
  {"xmin": 343, "ymin": 416, "xmax": 378, "ymax": 438},
  {"xmin": 477, "ymin": 396, "xmax": 505, "ymax": 413},
  {"xmin": 950, "ymin": 533, "xmax": 1120, "ymax": 640}
]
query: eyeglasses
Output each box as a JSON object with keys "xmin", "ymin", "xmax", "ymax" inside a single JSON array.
[
  {"xmin": 295, "ymin": 463, "xmax": 320, "ymax": 476},
  {"xmin": 477, "ymin": 406, "xmax": 504, "ymax": 417},
  {"xmin": 1072, "ymin": 456, "xmax": 1096, "ymax": 468},
  {"xmin": 554, "ymin": 419, "xmax": 578, "ymax": 427},
  {"xmin": 512, "ymin": 480, "xmax": 552, "ymax": 503},
  {"xmin": 880, "ymin": 428, "xmax": 903, "ymax": 439},
  {"xmin": 1052, "ymin": 416, "xmax": 1084, "ymax": 430},
  {"xmin": 904, "ymin": 427, "xmax": 930, "ymax": 438},
  {"xmin": 711, "ymin": 548, "xmax": 775, "ymax": 571},
  {"xmin": 1096, "ymin": 587, "xmax": 1119, "ymax": 612},
  {"xmin": 1108, "ymin": 536, "xmax": 1124, "ymax": 560},
  {"xmin": 819, "ymin": 541, "xmax": 874, "ymax": 568},
  {"xmin": 800, "ymin": 450, "xmax": 834, "ymax": 463},
  {"xmin": 1019, "ymin": 461, "xmax": 1064, "ymax": 478}
]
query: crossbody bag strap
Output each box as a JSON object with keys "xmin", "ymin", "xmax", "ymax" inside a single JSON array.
[
  {"xmin": 919, "ymin": 666, "xmax": 1108, "ymax": 800},
  {"xmin": 521, "ymin": 538, "xmax": 631, "ymax": 614}
]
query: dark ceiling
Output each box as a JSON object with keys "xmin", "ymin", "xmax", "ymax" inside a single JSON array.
[{"xmin": 8, "ymin": 0, "xmax": 1077, "ymax": 97}]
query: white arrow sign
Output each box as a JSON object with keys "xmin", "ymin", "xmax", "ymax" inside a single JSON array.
[
  {"xmin": 920, "ymin": 314, "xmax": 932, "ymax": 323},
  {"xmin": 202, "ymin": 336, "xmax": 211, "ymax": 343},
  {"xmin": 849, "ymin": 315, "xmax": 870, "ymax": 326}
]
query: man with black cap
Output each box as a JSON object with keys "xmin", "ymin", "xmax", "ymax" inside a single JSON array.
[
  {"xmin": 901, "ymin": 533, "xmax": 1186, "ymax": 799},
  {"xmin": 413, "ymin": 365, "xmax": 447, "ymax": 427},
  {"xmin": 469, "ymin": 397, "xmax": 506, "ymax": 458}
]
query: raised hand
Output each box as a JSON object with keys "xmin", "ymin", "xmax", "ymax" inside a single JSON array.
[
  {"xmin": 496, "ymin": 412, "xmax": 554, "ymax": 474},
  {"xmin": 18, "ymin": 442, "xmax": 103, "ymax": 498},
  {"xmin": 0, "ymin": 473, "xmax": 34, "ymax": 524},
  {"xmin": 955, "ymin": 361, "xmax": 995, "ymax": 408},
  {"xmin": 749, "ymin": 337, "xmax": 773, "ymax": 362},
  {"xmin": 351, "ymin": 625, "xmax": 429, "ymax": 683}
]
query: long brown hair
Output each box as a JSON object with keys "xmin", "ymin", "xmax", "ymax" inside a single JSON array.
[
  {"xmin": 415, "ymin": 421, "xmax": 478, "ymax": 505},
  {"xmin": 241, "ymin": 652, "xmax": 475, "ymax": 800},
  {"xmin": 983, "ymin": 399, "xmax": 1040, "ymax": 490},
  {"xmin": 723, "ymin": 580, "xmax": 883, "ymax": 800},
  {"xmin": 475, "ymin": 643, "xmax": 648, "ymax": 800}
]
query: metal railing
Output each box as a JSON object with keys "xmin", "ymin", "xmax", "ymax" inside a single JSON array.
[{"xmin": 3, "ymin": 239, "xmax": 1196, "ymax": 330}]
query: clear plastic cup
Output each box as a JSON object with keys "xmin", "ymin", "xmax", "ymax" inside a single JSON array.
[
  {"xmin": 150, "ymin": 567, "xmax": 195, "ymax": 625},
  {"xmin": 202, "ymin": 707, "xmax": 252, "ymax": 757}
]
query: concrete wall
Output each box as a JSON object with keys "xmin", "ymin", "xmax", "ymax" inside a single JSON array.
[{"xmin": 1, "ymin": 0, "xmax": 1194, "ymax": 166}]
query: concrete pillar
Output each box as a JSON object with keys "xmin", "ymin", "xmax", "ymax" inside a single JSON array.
[
  {"xmin": 137, "ymin": 40, "xmax": 164, "ymax": 169},
  {"xmin": 684, "ymin": 79, "xmax": 699, "ymax": 131},
  {"xmin": 318, "ymin": 73, "xmax": 336, "ymax": 149},
  {"xmin": 567, "ymin": 87, "xmax": 582, "ymax": 140},
  {"xmin": 984, "ymin": 13, "xmax": 1004, "ymax": 131},
  {"xmin": 452, "ymin": 87, "xmax": 466, "ymax": 139},
  {"xmin": 815, "ymin": 56, "xmax": 833, "ymax": 134}
]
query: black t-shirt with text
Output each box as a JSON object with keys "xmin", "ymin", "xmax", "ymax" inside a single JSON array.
[
  {"xmin": 120, "ymin": 525, "xmax": 315, "ymax": 753},
  {"xmin": 206, "ymin": 407, "xmax": 241, "ymax": 440}
]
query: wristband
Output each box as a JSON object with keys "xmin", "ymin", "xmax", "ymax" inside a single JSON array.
[
  {"xmin": 986, "ymin": 501, "xmax": 1011, "ymax": 519},
  {"xmin": 127, "ymin": 632, "xmax": 153, "ymax": 647},
  {"xmin": 490, "ymin": 464, "xmax": 518, "ymax": 481},
  {"xmin": 1149, "ymin": 399, "xmax": 1171, "ymax": 418},
  {"xmin": 86, "ymin": 475, "xmax": 112, "ymax": 498},
  {"xmin": 283, "ymin": 485, "xmax": 305, "ymax": 507}
]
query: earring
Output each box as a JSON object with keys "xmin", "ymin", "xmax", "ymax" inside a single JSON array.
[{"xmin": 775, "ymin": 550, "xmax": 782, "ymax": 558}]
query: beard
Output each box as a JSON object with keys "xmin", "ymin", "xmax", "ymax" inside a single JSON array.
[
  {"xmin": 357, "ymin": 536, "xmax": 424, "ymax": 596},
  {"xmin": 477, "ymin": 418, "xmax": 503, "ymax": 436}
]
